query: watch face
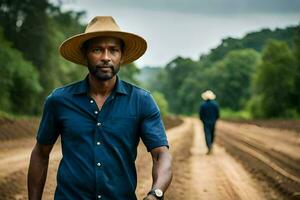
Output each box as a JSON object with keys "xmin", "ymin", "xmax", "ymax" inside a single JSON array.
[{"xmin": 154, "ymin": 189, "xmax": 163, "ymax": 197}]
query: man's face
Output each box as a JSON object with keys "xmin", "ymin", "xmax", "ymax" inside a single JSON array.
[{"xmin": 85, "ymin": 37, "xmax": 123, "ymax": 81}]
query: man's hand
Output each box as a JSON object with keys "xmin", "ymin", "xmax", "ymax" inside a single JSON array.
[{"xmin": 143, "ymin": 194, "xmax": 158, "ymax": 200}]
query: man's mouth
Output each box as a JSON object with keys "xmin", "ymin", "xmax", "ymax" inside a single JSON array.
[
  {"xmin": 96, "ymin": 64, "xmax": 113, "ymax": 68},
  {"xmin": 96, "ymin": 66, "xmax": 113, "ymax": 72}
]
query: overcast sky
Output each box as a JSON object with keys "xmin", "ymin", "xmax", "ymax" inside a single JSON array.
[{"xmin": 52, "ymin": 0, "xmax": 300, "ymax": 67}]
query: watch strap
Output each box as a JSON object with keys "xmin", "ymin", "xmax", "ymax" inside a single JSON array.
[{"xmin": 147, "ymin": 189, "xmax": 164, "ymax": 200}]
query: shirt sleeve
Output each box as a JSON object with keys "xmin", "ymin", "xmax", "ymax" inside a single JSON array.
[
  {"xmin": 199, "ymin": 104, "xmax": 204, "ymax": 121},
  {"xmin": 216, "ymin": 103, "xmax": 220, "ymax": 119},
  {"xmin": 36, "ymin": 94, "xmax": 60, "ymax": 145},
  {"xmin": 140, "ymin": 92, "xmax": 169, "ymax": 152}
]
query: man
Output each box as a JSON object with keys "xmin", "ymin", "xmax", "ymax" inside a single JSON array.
[
  {"xmin": 199, "ymin": 90, "xmax": 219, "ymax": 155},
  {"xmin": 28, "ymin": 16, "xmax": 172, "ymax": 200}
]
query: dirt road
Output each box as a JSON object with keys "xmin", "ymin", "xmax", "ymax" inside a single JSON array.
[
  {"xmin": 157, "ymin": 118, "xmax": 268, "ymax": 200},
  {"xmin": 217, "ymin": 120, "xmax": 300, "ymax": 200},
  {"xmin": 185, "ymin": 119, "xmax": 266, "ymax": 200},
  {"xmin": 0, "ymin": 118, "xmax": 299, "ymax": 199}
]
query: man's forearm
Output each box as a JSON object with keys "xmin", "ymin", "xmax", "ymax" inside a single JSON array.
[
  {"xmin": 151, "ymin": 151, "xmax": 173, "ymax": 192},
  {"xmin": 27, "ymin": 146, "xmax": 50, "ymax": 200}
]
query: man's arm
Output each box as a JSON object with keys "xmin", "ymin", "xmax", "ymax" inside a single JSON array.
[
  {"xmin": 144, "ymin": 146, "xmax": 173, "ymax": 200},
  {"xmin": 215, "ymin": 103, "xmax": 220, "ymax": 120},
  {"xmin": 199, "ymin": 104, "xmax": 204, "ymax": 121},
  {"xmin": 27, "ymin": 142, "xmax": 54, "ymax": 200}
]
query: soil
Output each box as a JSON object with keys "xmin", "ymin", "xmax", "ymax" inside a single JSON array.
[
  {"xmin": 225, "ymin": 119, "xmax": 300, "ymax": 133},
  {"xmin": 163, "ymin": 115, "xmax": 183, "ymax": 130},
  {"xmin": 216, "ymin": 120, "xmax": 300, "ymax": 200},
  {"xmin": 0, "ymin": 117, "xmax": 299, "ymax": 200}
]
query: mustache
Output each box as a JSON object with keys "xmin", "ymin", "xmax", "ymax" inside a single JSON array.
[{"xmin": 95, "ymin": 63, "xmax": 114, "ymax": 68}]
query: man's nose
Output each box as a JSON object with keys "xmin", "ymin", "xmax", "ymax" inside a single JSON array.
[{"xmin": 101, "ymin": 49, "xmax": 111, "ymax": 63}]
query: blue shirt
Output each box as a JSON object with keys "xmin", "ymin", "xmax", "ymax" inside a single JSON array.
[
  {"xmin": 36, "ymin": 76, "xmax": 168, "ymax": 200},
  {"xmin": 199, "ymin": 100, "xmax": 220, "ymax": 123}
]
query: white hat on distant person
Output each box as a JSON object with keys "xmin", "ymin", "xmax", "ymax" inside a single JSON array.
[
  {"xmin": 201, "ymin": 90, "xmax": 216, "ymax": 100},
  {"xmin": 59, "ymin": 16, "xmax": 147, "ymax": 66}
]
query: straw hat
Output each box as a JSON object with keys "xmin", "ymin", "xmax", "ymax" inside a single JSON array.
[
  {"xmin": 201, "ymin": 90, "xmax": 216, "ymax": 100},
  {"xmin": 59, "ymin": 16, "xmax": 147, "ymax": 66}
]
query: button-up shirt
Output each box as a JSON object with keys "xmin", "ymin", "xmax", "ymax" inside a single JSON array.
[
  {"xmin": 199, "ymin": 100, "xmax": 220, "ymax": 123},
  {"xmin": 36, "ymin": 76, "xmax": 168, "ymax": 200}
]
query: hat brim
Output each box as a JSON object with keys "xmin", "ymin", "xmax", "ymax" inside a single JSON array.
[
  {"xmin": 59, "ymin": 31, "xmax": 147, "ymax": 66},
  {"xmin": 201, "ymin": 93, "xmax": 216, "ymax": 100}
]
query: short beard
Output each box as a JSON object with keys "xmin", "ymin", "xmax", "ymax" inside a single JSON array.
[{"xmin": 87, "ymin": 62, "xmax": 120, "ymax": 81}]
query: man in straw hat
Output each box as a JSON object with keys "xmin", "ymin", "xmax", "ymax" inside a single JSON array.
[
  {"xmin": 28, "ymin": 16, "xmax": 172, "ymax": 200},
  {"xmin": 199, "ymin": 90, "xmax": 220, "ymax": 155}
]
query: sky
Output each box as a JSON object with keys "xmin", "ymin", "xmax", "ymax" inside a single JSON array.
[{"xmin": 52, "ymin": 0, "xmax": 300, "ymax": 67}]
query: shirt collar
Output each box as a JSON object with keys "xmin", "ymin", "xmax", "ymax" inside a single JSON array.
[
  {"xmin": 71, "ymin": 75, "xmax": 89, "ymax": 95},
  {"xmin": 114, "ymin": 76, "xmax": 128, "ymax": 95},
  {"xmin": 72, "ymin": 75, "xmax": 128, "ymax": 95}
]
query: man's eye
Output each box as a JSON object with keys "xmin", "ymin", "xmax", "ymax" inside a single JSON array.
[
  {"xmin": 111, "ymin": 48, "xmax": 120, "ymax": 53},
  {"xmin": 92, "ymin": 48, "xmax": 101, "ymax": 53}
]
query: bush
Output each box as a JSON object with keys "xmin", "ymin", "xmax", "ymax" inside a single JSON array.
[
  {"xmin": 220, "ymin": 108, "xmax": 252, "ymax": 120},
  {"xmin": 250, "ymin": 40, "xmax": 297, "ymax": 118},
  {"xmin": 0, "ymin": 27, "xmax": 42, "ymax": 114}
]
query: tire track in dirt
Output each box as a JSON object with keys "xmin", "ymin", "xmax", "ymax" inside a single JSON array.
[
  {"xmin": 185, "ymin": 119, "xmax": 267, "ymax": 200},
  {"xmin": 217, "ymin": 121, "xmax": 300, "ymax": 200},
  {"xmin": 219, "ymin": 121, "xmax": 300, "ymax": 161}
]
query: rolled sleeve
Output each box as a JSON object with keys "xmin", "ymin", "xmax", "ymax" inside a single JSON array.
[
  {"xmin": 36, "ymin": 94, "xmax": 60, "ymax": 145},
  {"xmin": 140, "ymin": 92, "xmax": 169, "ymax": 152}
]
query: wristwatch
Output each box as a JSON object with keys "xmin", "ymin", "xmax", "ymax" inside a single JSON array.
[{"xmin": 147, "ymin": 188, "xmax": 164, "ymax": 200}]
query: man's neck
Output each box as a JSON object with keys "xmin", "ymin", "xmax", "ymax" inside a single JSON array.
[{"xmin": 88, "ymin": 74, "xmax": 117, "ymax": 97}]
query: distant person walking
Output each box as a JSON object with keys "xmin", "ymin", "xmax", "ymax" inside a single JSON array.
[{"xmin": 199, "ymin": 90, "xmax": 219, "ymax": 154}]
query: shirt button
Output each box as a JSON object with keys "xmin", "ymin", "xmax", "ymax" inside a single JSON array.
[
  {"xmin": 97, "ymin": 162, "xmax": 101, "ymax": 167},
  {"xmin": 97, "ymin": 122, "xmax": 101, "ymax": 126},
  {"xmin": 96, "ymin": 142, "xmax": 101, "ymax": 146},
  {"xmin": 90, "ymin": 100, "xmax": 94, "ymax": 103},
  {"xmin": 97, "ymin": 195, "xmax": 102, "ymax": 199},
  {"xmin": 94, "ymin": 110, "xmax": 98, "ymax": 114}
]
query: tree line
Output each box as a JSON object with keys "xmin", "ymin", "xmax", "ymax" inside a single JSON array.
[
  {"xmin": 0, "ymin": 0, "xmax": 299, "ymax": 119},
  {"xmin": 145, "ymin": 25, "xmax": 300, "ymax": 119},
  {"xmin": 0, "ymin": 0, "xmax": 138, "ymax": 116}
]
